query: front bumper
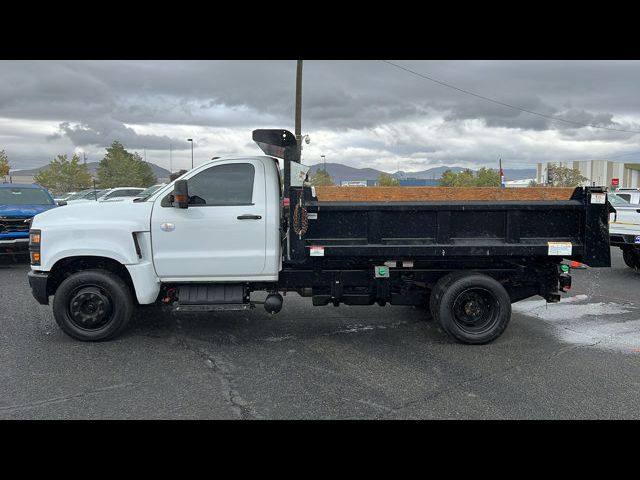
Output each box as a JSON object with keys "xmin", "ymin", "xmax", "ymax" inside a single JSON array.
[
  {"xmin": 0, "ymin": 237, "xmax": 29, "ymax": 254},
  {"xmin": 28, "ymin": 270, "xmax": 50, "ymax": 305}
]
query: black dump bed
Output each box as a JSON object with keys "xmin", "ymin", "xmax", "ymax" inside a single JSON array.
[
  {"xmin": 286, "ymin": 185, "xmax": 611, "ymax": 268},
  {"xmin": 250, "ymin": 128, "xmax": 611, "ymax": 269}
]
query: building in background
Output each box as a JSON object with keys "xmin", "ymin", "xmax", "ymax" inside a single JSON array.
[
  {"xmin": 536, "ymin": 160, "xmax": 640, "ymax": 188},
  {"xmin": 505, "ymin": 179, "xmax": 535, "ymax": 188},
  {"xmin": 399, "ymin": 178, "xmax": 440, "ymax": 187},
  {"xmin": 340, "ymin": 180, "xmax": 369, "ymax": 187}
]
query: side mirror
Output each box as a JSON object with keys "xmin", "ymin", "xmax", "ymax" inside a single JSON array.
[
  {"xmin": 57, "ymin": 201, "xmax": 67, "ymax": 206},
  {"xmin": 173, "ymin": 180, "xmax": 189, "ymax": 209}
]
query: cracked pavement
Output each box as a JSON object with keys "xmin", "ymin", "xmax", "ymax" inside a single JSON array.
[{"xmin": 1, "ymin": 249, "xmax": 639, "ymax": 419}]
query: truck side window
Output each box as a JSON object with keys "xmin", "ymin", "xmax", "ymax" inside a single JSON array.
[
  {"xmin": 187, "ymin": 163, "xmax": 255, "ymax": 206},
  {"xmin": 617, "ymin": 193, "xmax": 631, "ymax": 202}
]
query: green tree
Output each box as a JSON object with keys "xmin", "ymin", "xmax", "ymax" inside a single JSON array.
[
  {"xmin": 439, "ymin": 168, "xmax": 475, "ymax": 186},
  {"xmin": 546, "ymin": 164, "xmax": 588, "ymax": 187},
  {"xmin": 34, "ymin": 154, "xmax": 92, "ymax": 194},
  {"xmin": 96, "ymin": 141, "xmax": 157, "ymax": 188},
  {"xmin": 440, "ymin": 169, "xmax": 459, "ymax": 187},
  {"xmin": 475, "ymin": 167, "xmax": 501, "ymax": 186},
  {"xmin": 310, "ymin": 168, "xmax": 334, "ymax": 186},
  {"xmin": 0, "ymin": 150, "xmax": 10, "ymax": 178},
  {"xmin": 377, "ymin": 173, "xmax": 400, "ymax": 186},
  {"xmin": 439, "ymin": 168, "xmax": 500, "ymax": 187}
]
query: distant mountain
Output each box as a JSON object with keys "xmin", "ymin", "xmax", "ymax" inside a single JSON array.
[
  {"xmin": 12, "ymin": 161, "xmax": 171, "ymax": 178},
  {"xmin": 393, "ymin": 166, "xmax": 536, "ymax": 180},
  {"xmin": 307, "ymin": 163, "xmax": 537, "ymax": 182},
  {"xmin": 307, "ymin": 163, "xmax": 387, "ymax": 182},
  {"xmin": 503, "ymin": 169, "xmax": 537, "ymax": 180},
  {"xmin": 393, "ymin": 166, "xmax": 466, "ymax": 180}
]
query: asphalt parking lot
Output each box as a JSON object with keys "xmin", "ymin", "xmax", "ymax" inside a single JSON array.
[{"xmin": 1, "ymin": 249, "xmax": 639, "ymax": 419}]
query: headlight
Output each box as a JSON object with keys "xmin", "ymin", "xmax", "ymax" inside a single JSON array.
[{"xmin": 29, "ymin": 229, "xmax": 41, "ymax": 266}]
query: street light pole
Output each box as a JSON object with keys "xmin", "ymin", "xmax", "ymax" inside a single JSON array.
[
  {"xmin": 187, "ymin": 138, "xmax": 193, "ymax": 169},
  {"xmin": 321, "ymin": 155, "xmax": 326, "ymax": 172}
]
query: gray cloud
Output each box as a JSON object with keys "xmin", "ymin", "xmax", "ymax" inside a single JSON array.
[
  {"xmin": 2, "ymin": 60, "xmax": 640, "ymax": 171},
  {"xmin": 3, "ymin": 60, "xmax": 640, "ymax": 131},
  {"xmin": 48, "ymin": 118, "xmax": 189, "ymax": 150}
]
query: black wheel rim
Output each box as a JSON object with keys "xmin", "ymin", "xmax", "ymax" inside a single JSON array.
[
  {"xmin": 451, "ymin": 287, "xmax": 500, "ymax": 335},
  {"xmin": 67, "ymin": 285, "xmax": 114, "ymax": 331}
]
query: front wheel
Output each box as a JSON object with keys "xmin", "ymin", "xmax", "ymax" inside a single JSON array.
[
  {"xmin": 53, "ymin": 269, "xmax": 134, "ymax": 341},
  {"xmin": 432, "ymin": 273, "xmax": 511, "ymax": 344}
]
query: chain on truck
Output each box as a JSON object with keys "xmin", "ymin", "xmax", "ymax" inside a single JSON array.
[{"xmin": 27, "ymin": 129, "xmax": 612, "ymax": 343}]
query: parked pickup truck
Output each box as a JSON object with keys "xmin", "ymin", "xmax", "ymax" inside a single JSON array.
[
  {"xmin": 27, "ymin": 129, "xmax": 612, "ymax": 344},
  {"xmin": 608, "ymin": 193, "xmax": 640, "ymax": 269},
  {"xmin": 1, "ymin": 183, "xmax": 56, "ymax": 256}
]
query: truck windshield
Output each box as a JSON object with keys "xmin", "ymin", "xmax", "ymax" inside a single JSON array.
[
  {"xmin": 0, "ymin": 187, "xmax": 54, "ymax": 205},
  {"xmin": 608, "ymin": 193, "xmax": 631, "ymax": 206}
]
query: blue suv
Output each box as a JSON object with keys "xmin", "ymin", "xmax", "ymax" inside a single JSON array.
[{"xmin": 0, "ymin": 183, "xmax": 56, "ymax": 256}]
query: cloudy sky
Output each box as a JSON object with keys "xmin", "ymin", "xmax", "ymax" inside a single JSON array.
[{"xmin": 2, "ymin": 60, "xmax": 640, "ymax": 173}]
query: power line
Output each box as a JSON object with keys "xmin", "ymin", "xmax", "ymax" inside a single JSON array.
[
  {"xmin": 607, "ymin": 150, "xmax": 640, "ymax": 159},
  {"xmin": 382, "ymin": 60, "xmax": 640, "ymax": 135}
]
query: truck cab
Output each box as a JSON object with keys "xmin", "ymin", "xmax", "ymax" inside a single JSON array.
[{"xmin": 147, "ymin": 156, "xmax": 281, "ymax": 281}]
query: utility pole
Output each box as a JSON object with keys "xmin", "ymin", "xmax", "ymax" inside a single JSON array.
[
  {"xmin": 83, "ymin": 152, "xmax": 86, "ymax": 165},
  {"xmin": 169, "ymin": 143, "xmax": 173, "ymax": 173},
  {"xmin": 499, "ymin": 158, "xmax": 505, "ymax": 187},
  {"xmin": 294, "ymin": 60, "xmax": 303, "ymax": 161}
]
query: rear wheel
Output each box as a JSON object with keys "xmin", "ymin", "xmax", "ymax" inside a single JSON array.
[
  {"xmin": 429, "ymin": 271, "xmax": 469, "ymax": 322},
  {"xmin": 431, "ymin": 273, "xmax": 511, "ymax": 344},
  {"xmin": 53, "ymin": 269, "xmax": 134, "ymax": 341}
]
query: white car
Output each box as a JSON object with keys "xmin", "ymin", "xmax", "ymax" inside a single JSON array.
[
  {"xmin": 64, "ymin": 189, "xmax": 107, "ymax": 204},
  {"xmin": 98, "ymin": 187, "xmax": 145, "ymax": 202},
  {"xmin": 614, "ymin": 188, "xmax": 640, "ymax": 205},
  {"xmin": 133, "ymin": 184, "xmax": 166, "ymax": 200},
  {"xmin": 53, "ymin": 191, "xmax": 77, "ymax": 203},
  {"xmin": 608, "ymin": 193, "xmax": 640, "ymax": 269}
]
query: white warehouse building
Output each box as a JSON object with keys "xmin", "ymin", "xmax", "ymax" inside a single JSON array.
[{"xmin": 536, "ymin": 160, "xmax": 640, "ymax": 188}]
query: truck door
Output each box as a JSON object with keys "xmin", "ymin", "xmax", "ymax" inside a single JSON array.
[{"xmin": 150, "ymin": 160, "xmax": 267, "ymax": 280}]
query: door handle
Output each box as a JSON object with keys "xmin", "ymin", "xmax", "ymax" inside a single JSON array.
[{"xmin": 237, "ymin": 214, "xmax": 262, "ymax": 220}]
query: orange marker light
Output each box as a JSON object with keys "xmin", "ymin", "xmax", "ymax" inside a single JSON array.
[
  {"xmin": 31, "ymin": 252, "xmax": 40, "ymax": 263},
  {"xmin": 30, "ymin": 233, "xmax": 41, "ymax": 244}
]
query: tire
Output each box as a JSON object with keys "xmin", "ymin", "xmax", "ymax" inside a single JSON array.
[
  {"xmin": 429, "ymin": 271, "xmax": 470, "ymax": 323},
  {"xmin": 432, "ymin": 273, "xmax": 511, "ymax": 345},
  {"xmin": 622, "ymin": 248, "xmax": 640, "ymax": 270},
  {"xmin": 53, "ymin": 269, "xmax": 135, "ymax": 341}
]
